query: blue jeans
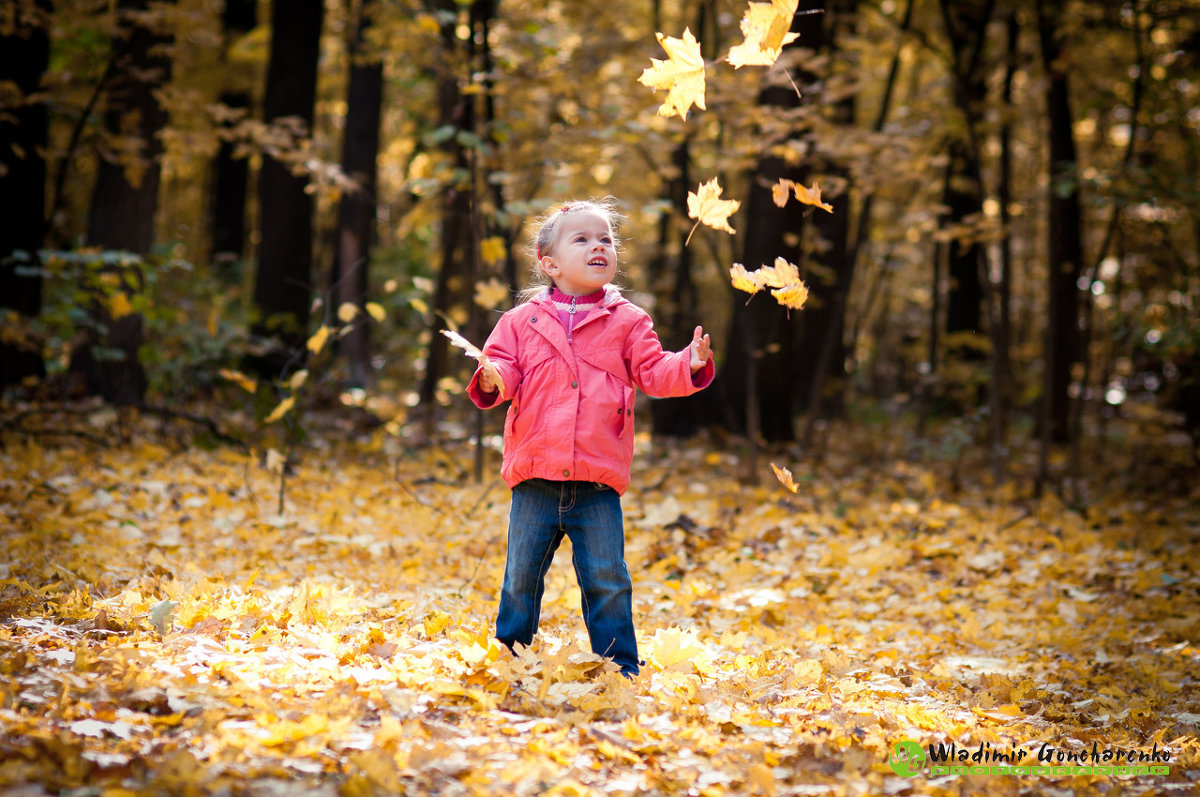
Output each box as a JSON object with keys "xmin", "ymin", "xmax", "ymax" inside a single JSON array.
[{"xmin": 496, "ymin": 479, "xmax": 639, "ymax": 675}]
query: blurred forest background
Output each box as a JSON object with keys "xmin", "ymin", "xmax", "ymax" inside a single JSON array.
[{"xmin": 2, "ymin": 0, "xmax": 1198, "ymax": 496}]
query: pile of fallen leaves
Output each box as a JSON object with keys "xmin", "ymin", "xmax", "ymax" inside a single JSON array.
[{"xmin": 1, "ymin": 409, "xmax": 1198, "ymax": 796}]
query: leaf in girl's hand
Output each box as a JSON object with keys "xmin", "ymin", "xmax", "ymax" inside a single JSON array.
[
  {"xmin": 639, "ymin": 28, "xmax": 707, "ymax": 120},
  {"xmin": 728, "ymin": 0, "xmax": 801, "ymax": 68},
  {"xmin": 440, "ymin": 329, "xmax": 506, "ymax": 394},
  {"xmin": 687, "ymin": 178, "xmax": 740, "ymax": 238},
  {"xmin": 441, "ymin": 328, "xmax": 484, "ymax": 359},
  {"xmin": 771, "ymin": 462, "xmax": 799, "ymax": 493}
]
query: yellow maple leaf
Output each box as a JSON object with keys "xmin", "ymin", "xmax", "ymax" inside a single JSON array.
[
  {"xmin": 728, "ymin": 0, "xmax": 800, "ymax": 68},
  {"xmin": 793, "ymin": 180, "xmax": 834, "ymax": 212},
  {"xmin": 474, "ymin": 277, "xmax": 509, "ymax": 310},
  {"xmin": 687, "ymin": 177, "xmax": 740, "ymax": 243},
  {"xmin": 772, "ymin": 282, "xmax": 809, "ymax": 310},
  {"xmin": 646, "ymin": 626, "xmax": 710, "ymax": 672},
  {"xmin": 337, "ymin": 302, "xmax": 360, "ymax": 323},
  {"xmin": 770, "ymin": 461, "xmax": 799, "ymax": 492},
  {"xmin": 758, "ymin": 256, "xmax": 799, "ymax": 288},
  {"xmin": 730, "ymin": 263, "xmax": 762, "ymax": 296},
  {"xmin": 639, "ymin": 28, "xmax": 707, "ymax": 120}
]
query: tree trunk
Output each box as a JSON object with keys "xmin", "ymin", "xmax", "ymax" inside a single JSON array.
[
  {"xmin": 209, "ymin": 0, "xmax": 256, "ymax": 277},
  {"xmin": 1036, "ymin": 0, "xmax": 1083, "ymax": 452},
  {"xmin": 938, "ymin": 0, "xmax": 994, "ymax": 344},
  {"xmin": 332, "ymin": 0, "xmax": 384, "ymax": 389},
  {"xmin": 78, "ymin": 0, "xmax": 173, "ymax": 405},
  {"xmin": 996, "ymin": 8, "xmax": 1018, "ymax": 441},
  {"xmin": 418, "ymin": 0, "xmax": 489, "ymax": 416},
  {"xmin": 800, "ymin": 0, "xmax": 857, "ymax": 440},
  {"xmin": 249, "ymin": 0, "xmax": 324, "ymax": 377},
  {"xmin": 650, "ymin": 3, "xmax": 721, "ymax": 438},
  {"xmin": 721, "ymin": 0, "xmax": 828, "ymax": 444},
  {"xmin": 0, "ymin": 0, "xmax": 51, "ymax": 388}
]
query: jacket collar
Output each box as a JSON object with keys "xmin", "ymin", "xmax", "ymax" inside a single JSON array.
[{"xmin": 527, "ymin": 285, "xmax": 624, "ymax": 374}]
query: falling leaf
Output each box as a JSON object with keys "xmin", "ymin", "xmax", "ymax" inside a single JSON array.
[
  {"xmin": 729, "ymin": 257, "xmax": 808, "ymax": 311},
  {"xmin": 307, "ymin": 325, "xmax": 330, "ymax": 355},
  {"xmin": 337, "ymin": 303, "xmax": 361, "ymax": 323},
  {"xmin": 730, "ymin": 263, "xmax": 762, "ymax": 296},
  {"xmin": 686, "ymin": 178, "xmax": 740, "ymax": 243},
  {"xmin": 771, "ymin": 179, "xmax": 794, "ymax": 207},
  {"xmin": 474, "ymin": 277, "xmax": 509, "ymax": 310},
  {"xmin": 771, "ymin": 282, "xmax": 809, "ymax": 310},
  {"xmin": 728, "ymin": 0, "xmax": 801, "ymax": 68},
  {"xmin": 770, "ymin": 178, "xmax": 834, "ymax": 213},
  {"xmin": 757, "ymin": 257, "xmax": 800, "ymax": 288},
  {"xmin": 263, "ymin": 396, "xmax": 295, "ymax": 424},
  {"xmin": 639, "ymin": 28, "xmax": 707, "ymax": 120},
  {"xmin": 289, "ymin": 370, "xmax": 308, "ymax": 391},
  {"xmin": 220, "ymin": 369, "xmax": 258, "ymax": 394},
  {"xmin": 771, "ymin": 462, "xmax": 799, "ymax": 493},
  {"xmin": 793, "ymin": 180, "xmax": 834, "ymax": 212}
]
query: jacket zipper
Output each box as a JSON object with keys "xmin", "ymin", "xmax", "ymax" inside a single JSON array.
[{"xmin": 567, "ymin": 296, "xmax": 577, "ymax": 342}]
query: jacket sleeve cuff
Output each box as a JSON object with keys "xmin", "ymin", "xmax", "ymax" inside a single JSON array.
[
  {"xmin": 690, "ymin": 357, "xmax": 715, "ymax": 390},
  {"xmin": 467, "ymin": 368, "xmax": 503, "ymax": 408}
]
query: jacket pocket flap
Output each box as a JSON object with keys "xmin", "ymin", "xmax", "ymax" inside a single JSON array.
[{"xmin": 578, "ymin": 347, "xmax": 629, "ymax": 383}]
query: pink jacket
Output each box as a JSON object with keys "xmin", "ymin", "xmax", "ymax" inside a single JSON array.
[{"xmin": 467, "ymin": 288, "xmax": 714, "ymax": 495}]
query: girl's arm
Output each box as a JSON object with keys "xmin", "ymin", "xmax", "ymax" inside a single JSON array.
[
  {"xmin": 467, "ymin": 314, "xmax": 522, "ymax": 409},
  {"xmin": 626, "ymin": 312, "xmax": 714, "ymax": 398}
]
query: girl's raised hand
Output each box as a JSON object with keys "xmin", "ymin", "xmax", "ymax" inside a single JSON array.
[{"xmin": 689, "ymin": 325, "xmax": 711, "ymax": 372}]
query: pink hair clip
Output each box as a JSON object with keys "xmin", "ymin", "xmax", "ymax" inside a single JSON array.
[{"xmin": 559, "ymin": 204, "xmax": 572, "ymax": 212}]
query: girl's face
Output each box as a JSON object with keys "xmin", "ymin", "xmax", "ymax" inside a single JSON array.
[{"xmin": 541, "ymin": 212, "xmax": 617, "ymax": 296}]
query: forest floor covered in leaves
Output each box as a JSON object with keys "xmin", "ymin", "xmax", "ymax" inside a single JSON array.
[{"xmin": 1, "ymin": 405, "xmax": 1198, "ymax": 796}]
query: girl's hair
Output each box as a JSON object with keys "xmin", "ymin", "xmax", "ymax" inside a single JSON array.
[{"xmin": 517, "ymin": 198, "xmax": 624, "ymax": 303}]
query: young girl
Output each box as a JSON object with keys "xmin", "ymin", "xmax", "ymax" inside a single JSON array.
[{"xmin": 467, "ymin": 199, "xmax": 714, "ymax": 677}]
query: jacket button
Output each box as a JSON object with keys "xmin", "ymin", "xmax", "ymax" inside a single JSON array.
[
  {"xmin": 571, "ymin": 380, "xmax": 578, "ymax": 388},
  {"xmin": 617, "ymin": 408, "xmax": 623, "ymax": 414},
  {"xmin": 562, "ymin": 469, "xmax": 570, "ymax": 477},
  {"xmin": 531, "ymin": 316, "xmax": 537, "ymax": 322}
]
